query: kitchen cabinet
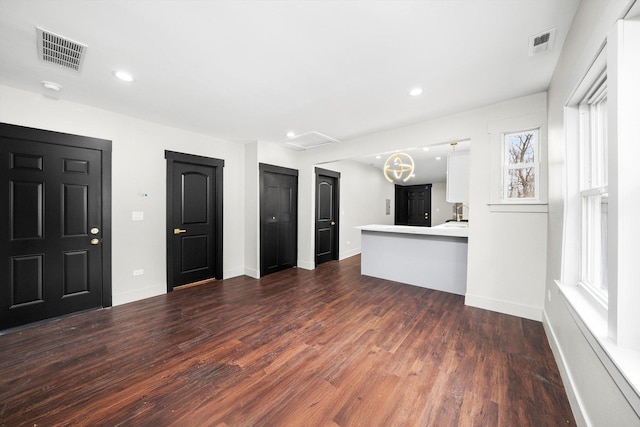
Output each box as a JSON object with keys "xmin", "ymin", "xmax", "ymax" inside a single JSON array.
[{"xmin": 446, "ymin": 151, "xmax": 470, "ymax": 203}]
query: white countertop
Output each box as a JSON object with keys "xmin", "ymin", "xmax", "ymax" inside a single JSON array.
[{"xmin": 357, "ymin": 223, "xmax": 469, "ymax": 238}]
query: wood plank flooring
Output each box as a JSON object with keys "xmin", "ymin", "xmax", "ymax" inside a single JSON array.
[{"xmin": 0, "ymin": 255, "xmax": 575, "ymax": 426}]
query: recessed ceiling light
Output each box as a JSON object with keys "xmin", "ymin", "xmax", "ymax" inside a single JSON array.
[
  {"xmin": 436, "ymin": 156, "xmax": 442, "ymax": 160},
  {"xmin": 113, "ymin": 70, "xmax": 135, "ymax": 82},
  {"xmin": 422, "ymin": 147, "xmax": 430, "ymax": 152},
  {"xmin": 286, "ymin": 131, "xmax": 295, "ymax": 138},
  {"xmin": 409, "ymin": 87, "xmax": 423, "ymax": 96},
  {"xmin": 375, "ymin": 155, "xmax": 381, "ymax": 159}
]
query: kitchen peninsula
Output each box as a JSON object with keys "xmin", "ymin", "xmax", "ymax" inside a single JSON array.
[{"xmin": 357, "ymin": 224, "xmax": 468, "ymax": 295}]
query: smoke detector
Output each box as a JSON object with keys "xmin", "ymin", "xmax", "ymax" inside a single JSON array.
[
  {"xmin": 528, "ymin": 28, "xmax": 556, "ymax": 56},
  {"xmin": 283, "ymin": 131, "xmax": 340, "ymax": 150},
  {"xmin": 36, "ymin": 26, "xmax": 87, "ymax": 71}
]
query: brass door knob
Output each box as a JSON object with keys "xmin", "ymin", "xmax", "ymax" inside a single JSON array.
[
  {"xmin": 331, "ymin": 221, "xmax": 336, "ymax": 226},
  {"xmin": 90, "ymin": 227, "xmax": 100, "ymax": 235},
  {"xmin": 174, "ymin": 228, "xmax": 187, "ymax": 234},
  {"xmin": 90, "ymin": 238, "xmax": 99, "ymax": 245}
]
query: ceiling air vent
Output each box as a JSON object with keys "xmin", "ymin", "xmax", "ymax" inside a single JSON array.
[
  {"xmin": 528, "ymin": 28, "xmax": 556, "ymax": 56},
  {"xmin": 36, "ymin": 26, "xmax": 87, "ymax": 71},
  {"xmin": 283, "ymin": 131, "xmax": 340, "ymax": 150}
]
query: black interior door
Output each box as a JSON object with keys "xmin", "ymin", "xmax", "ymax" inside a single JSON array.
[
  {"xmin": 165, "ymin": 151, "xmax": 223, "ymax": 290},
  {"xmin": 1, "ymin": 124, "xmax": 111, "ymax": 330},
  {"xmin": 395, "ymin": 184, "xmax": 432, "ymax": 227},
  {"xmin": 260, "ymin": 164, "xmax": 298, "ymax": 277},
  {"xmin": 315, "ymin": 168, "xmax": 340, "ymax": 266},
  {"xmin": 407, "ymin": 186, "xmax": 431, "ymax": 226}
]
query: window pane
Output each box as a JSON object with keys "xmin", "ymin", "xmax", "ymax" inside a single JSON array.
[
  {"xmin": 506, "ymin": 167, "xmax": 535, "ymax": 198},
  {"xmin": 581, "ymin": 193, "xmax": 608, "ymax": 295},
  {"xmin": 600, "ymin": 193, "xmax": 608, "ymax": 292},
  {"xmin": 505, "ymin": 131, "xmax": 536, "ymax": 165}
]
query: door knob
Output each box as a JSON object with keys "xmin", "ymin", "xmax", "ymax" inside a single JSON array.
[
  {"xmin": 90, "ymin": 227, "xmax": 100, "ymax": 235},
  {"xmin": 331, "ymin": 221, "xmax": 336, "ymax": 226},
  {"xmin": 90, "ymin": 238, "xmax": 99, "ymax": 245},
  {"xmin": 174, "ymin": 228, "xmax": 187, "ymax": 234}
]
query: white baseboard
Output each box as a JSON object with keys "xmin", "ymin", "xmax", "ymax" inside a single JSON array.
[
  {"xmin": 223, "ymin": 268, "xmax": 245, "ymax": 280},
  {"xmin": 243, "ymin": 267, "xmax": 259, "ymax": 279},
  {"xmin": 543, "ymin": 310, "xmax": 589, "ymax": 427},
  {"xmin": 464, "ymin": 293, "xmax": 542, "ymax": 321},
  {"xmin": 339, "ymin": 248, "xmax": 361, "ymax": 260},
  {"xmin": 297, "ymin": 260, "xmax": 315, "ymax": 270},
  {"xmin": 112, "ymin": 285, "xmax": 165, "ymax": 306}
]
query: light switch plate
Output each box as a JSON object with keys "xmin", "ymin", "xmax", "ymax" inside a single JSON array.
[{"xmin": 132, "ymin": 211, "xmax": 144, "ymax": 221}]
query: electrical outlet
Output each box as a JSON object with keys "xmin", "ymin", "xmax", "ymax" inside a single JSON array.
[{"xmin": 133, "ymin": 269, "xmax": 144, "ymax": 276}]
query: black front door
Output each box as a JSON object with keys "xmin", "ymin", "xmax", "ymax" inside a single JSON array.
[
  {"xmin": 407, "ymin": 185, "xmax": 432, "ymax": 226},
  {"xmin": 315, "ymin": 168, "xmax": 340, "ymax": 266},
  {"xmin": 395, "ymin": 184, "xmax": 432, "ymax": 226},
  {"xmin": 260, "ymin": 163, "xmax": 298, "ymax": 277},
  {"xmin": 165, "ymin": 151, "xmax": 223, "ymax": 290},
  {"xmin": 1, "ymin": 124, "xmax": 112, "ymax": 330}
]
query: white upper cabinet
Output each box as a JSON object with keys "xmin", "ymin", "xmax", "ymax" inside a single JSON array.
[{"xmin": 446, "ymin": 151, "xmax": 470, "ymax": 203}]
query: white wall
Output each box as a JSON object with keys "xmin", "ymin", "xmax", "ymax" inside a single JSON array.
[
  {"xmin": 243, "ymin": 141, "xmax": 259, "ymax": 278},
  {"xmin": 317, "ymin": 160, "xmax": 395, "ymax": 259},
  {"xmin": 545, "ymin": 0, "xmax": 640, "ymax": 425},
  {"xmin": 431, "ymin": 182, "xmax": 454, "ymax": 226},
  {"xmin": 0, "ymin": 85, "xmax": 246, "ymax": 305}
]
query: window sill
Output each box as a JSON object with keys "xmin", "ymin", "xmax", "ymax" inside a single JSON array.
[
  {"xmin": 487, "ymin": 203, "xmax": 548, "ymax": 213},
  {"xmin": 556, "ymin": 280, "xmax": 640, "ymax": 416}
]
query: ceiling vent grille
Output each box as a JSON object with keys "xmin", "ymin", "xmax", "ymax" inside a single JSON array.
[
  {"xmin": 283, "ymin": 131, "xmax": 340, "ymax": 150},
  {"xmin": 36, "ymin": 27, "xmax": 87, "ymax": 71},
  {"xmin": 528, "ymin": 28, "xmax": 556, "ymax": 56}
]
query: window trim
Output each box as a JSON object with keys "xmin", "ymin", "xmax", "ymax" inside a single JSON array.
[
  {"xmin": 488, "ymin": 110, "xmax": 548, "ymax": 212},
  {"xmin": 559, "ymin": 15, "xmax": 640, "ymax": 414},
  {"xmin": 501, "ymin": 128, "xmax": 541, "ymax": 202}
]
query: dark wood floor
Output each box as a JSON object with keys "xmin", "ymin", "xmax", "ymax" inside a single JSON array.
[{"xmin": 0, "ymin": 255, "xmax": 575, "ymax": 426}]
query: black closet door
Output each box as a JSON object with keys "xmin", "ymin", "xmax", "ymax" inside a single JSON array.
[{"xmin": 260, "ymin": 164, "xmax": 298, "ymax": 277}]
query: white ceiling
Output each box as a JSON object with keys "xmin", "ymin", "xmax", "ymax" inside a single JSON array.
[{"xmin": 0, "ymin": 1, "xmax": 580, "ymax": 146}]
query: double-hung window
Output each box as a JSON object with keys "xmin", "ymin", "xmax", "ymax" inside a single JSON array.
[
  {"xmin": 578, "ymin": 73, "xmax": 608, "ymax": 304},
  {"xmin": 502, "ymin": 128, "xmax": 540, "ymax": 201}
]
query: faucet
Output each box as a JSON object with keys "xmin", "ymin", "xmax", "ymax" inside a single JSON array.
[{"xmin": 455, "ymin": 203, "xmax": 468, "ymax": 222}]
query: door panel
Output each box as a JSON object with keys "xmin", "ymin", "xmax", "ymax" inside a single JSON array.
[
  {"xmin": 2, "ymin": 128, "xmax": 109, "ymax": 330},
  {"xmin": 315, "ymin": 169, "xmax": 340, "ymax": 266},
  {"xmin": 260, "ymin": 164, "xmax": 298, "ymax": 277},
  {"xmin": 165, "ymin": 151, "xmax": 223, "ymax": 290},
  {"xmin": 11, "ymin": 255, "xmax": 43, "ymax": 306},
  {"xmin": 63, "ymin": 184, "xmax": 88, "ymax": 235},
  {"xmin": 11, "ymin": 181, "xmax": 43, "ymax": 239},
  {"xmin": 182, "ymin": 172, "xmax": 209, "ymax": 224}
]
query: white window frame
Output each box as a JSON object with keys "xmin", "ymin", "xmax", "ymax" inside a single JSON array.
[
  {"xmin": 488, "ymin": 108, "xmax": 548, "ymax": 213},
  {"xmin": 577, "ymin": 73, "xmax": 608, "ymax": 307},
  {"xmin": 501, "ymin": 128, "xmax": 540, "ymax": 202}
]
